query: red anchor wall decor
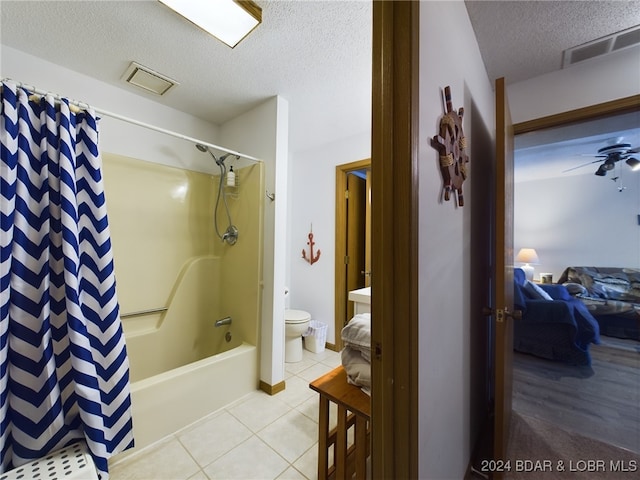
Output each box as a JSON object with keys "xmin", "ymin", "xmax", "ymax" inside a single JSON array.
[{"xmin": 302, "ymin": 225, "xmax": 321, "ymax": 265}]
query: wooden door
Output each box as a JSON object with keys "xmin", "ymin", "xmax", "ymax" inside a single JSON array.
[
  {"xmin": 346, "ymin": 172, "xmax": 366, "ymax": 321},
  {"xmin": 371, "ymin": 1, "xmax": 419, "ymax": 477},
  {"xmin": 364, "ymin": 169, "xmax": 372, "ymax": 287},
  {"xmin": 335, "ymin": 159, "xmax": 371, "ymax": 350},
  {"xmin": 493, "ymin": 76, "xmax": 516, "ymax": 475}
]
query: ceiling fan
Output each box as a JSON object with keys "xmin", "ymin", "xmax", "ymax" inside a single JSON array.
[{"xmin": 563, "ymin": 138, "xmax": 640, "ymax": 176}]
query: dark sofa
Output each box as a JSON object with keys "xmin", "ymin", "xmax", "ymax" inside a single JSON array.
[
  {"xmin": 558, "ymin": 266, "xmax": 640, "ymax": 340},
  {"xmin": 513, "ymin": 268, "xmax": 601, "ymax": 366}
]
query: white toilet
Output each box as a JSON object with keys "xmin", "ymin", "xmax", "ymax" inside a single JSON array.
[{"xmin": 285, "ymin": 309, "xmax": 311, "ymax": 363}]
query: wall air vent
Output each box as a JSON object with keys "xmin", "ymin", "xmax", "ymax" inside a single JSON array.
[
  {"xmin": 121, "ymin": 62, "xmax": 179, "ymax": 96},
  {"xmin": 562, "ymin": 24, "xmax": 640, "ymax": 68}
]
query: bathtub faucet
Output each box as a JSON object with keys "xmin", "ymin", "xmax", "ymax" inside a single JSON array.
[{"xmin": 215, "ymin": 316, "xmax": 232, "ymax": 327}]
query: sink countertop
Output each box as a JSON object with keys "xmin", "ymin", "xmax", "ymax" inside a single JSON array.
[{"xmin": 348, "ymin": 287, "xmax": 371, "ymax": 305}]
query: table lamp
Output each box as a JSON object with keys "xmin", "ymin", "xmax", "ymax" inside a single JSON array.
[{"xmin": 515, "ymin": 248, "xmax": 539, "ymax": 281}]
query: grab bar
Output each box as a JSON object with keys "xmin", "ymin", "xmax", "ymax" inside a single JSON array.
[
  {"xmin": 215, "ymin": 316, "xmax": 232, "ymax": 327},
  {"xmin": 120, "ymin": 307, "xmax": 168, "ymax": 319}
]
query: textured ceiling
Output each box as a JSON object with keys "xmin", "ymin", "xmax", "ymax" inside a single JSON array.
[
  {"xmin": 0, "ymin": 1, "xmax": 638, "ymax": 157},
  {"xmin": 465, "ymin": 0, "xmax": 640, "ymax": 84},
  {"xmin": 0, "ymin": 0, "xmax": 372, "ymax": 154}
]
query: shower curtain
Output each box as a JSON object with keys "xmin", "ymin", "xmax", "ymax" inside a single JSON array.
[{"xmin": 0, "ymin": 81, "xmax": 133, "ymax": 478}]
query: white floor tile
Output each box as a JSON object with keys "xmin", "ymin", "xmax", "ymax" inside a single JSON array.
[
  {"xmin": 276, "ymin": 465, "xmax": 309, "ymax": 479},
  {"xmin": 222, "ymin": 389, "xmax": 263, "ymax": 410},
  {"xmin": 257, "ymin": 410, "xmax": 318, "ymax": 463},
  {"xmin": 274, "ymin": 375, "xmax": 317, "ymax": 408},
  {"xmin": 227, "ymin": 391, "xmax": 291, "ymax": 432},
  {"xmin": 285, "ymin": 357, "xmax": 317, "ymax": 375},
  {"xmin": 296, "ymin": 362, "xmax": 336, "ymax": 383},
  {"xmin": 108, "ymin": 438, "xmax": 200, "ymax": 480},
  {"xmin": 292, "ymin": 444, "xmax": 319, "ymax": 480},
  {"xmin": 296, "ymin": 396, "xmax": 320, "ymax": 423},
  {"xmin": 187, "ymin": 471, "xmax": 209, "ymax": 480},
  {"xmin": 320, "ymin": 351, "xmax": 342, "ymax": 368},
  {"xmin": 203, "ymin": 436, "xmax": 289, "ymax": 480},
  {"xmin": 178, "ymin": 410, "xmax": 253, "ymax": 467},
  {"xmin": 302, "ymin": 347, "xmax": 339, "ymax": 363}
]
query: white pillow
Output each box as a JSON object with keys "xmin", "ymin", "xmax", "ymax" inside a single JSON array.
[
  {"xmin": 524, "ymin": 280, "xmax": 553, "ymax": 300},
  {"xmin": 341, "ymin": 313, "xmax": 371, "ymax": 349},
  {"xmin": 341, "ymin": 313, "xmax": 371, "ymax": 361}
]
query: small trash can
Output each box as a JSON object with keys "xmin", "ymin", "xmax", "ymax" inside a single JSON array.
[{"xmin": 304, "ymin": 320, "xmax": 328, "ymax": 353}]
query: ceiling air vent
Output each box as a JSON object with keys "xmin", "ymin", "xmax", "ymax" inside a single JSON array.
[
  {"xmin": 562, "ymin": 25, "xmax": 640, "ymax": 68},
  {"xmin": 121, "ymin": 62, "xmax": 179, "ymax": 96}
]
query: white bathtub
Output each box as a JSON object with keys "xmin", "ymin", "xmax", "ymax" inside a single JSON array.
[
  {"xmin": 116, "ymin": 257, "xmax": 260, "ymax": 453},
  {"xmin": 128, "ymin": 342, "xmax": 258, "ymax": 450}
]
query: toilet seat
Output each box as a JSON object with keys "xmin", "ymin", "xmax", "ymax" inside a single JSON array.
[
  {"xmin": 285, "ymin": 309, "xmax": 311, "ymax": 324},
  {"xmin": 284, "ymin": 309, "xmax": 311, "ymax": 363}
]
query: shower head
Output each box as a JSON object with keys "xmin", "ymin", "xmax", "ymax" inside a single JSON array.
[
  {"xmin": 195, "ymin": 143, "xmax": 225, "ymax": 166},
  {"xmin": 219, "ymin": 153, "xmax": 241, "ymax": 163}
]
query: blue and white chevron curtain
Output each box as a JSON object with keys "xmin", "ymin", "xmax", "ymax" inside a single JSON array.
[{"xmin": 0, "ymin": 81, "xmax": 133, "ymax": 478}]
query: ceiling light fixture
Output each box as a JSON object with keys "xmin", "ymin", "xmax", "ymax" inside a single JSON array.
[
  {"xmin": 626, "ymin": 158, "xmax": 640, "ymax": 171},
  {"xmin": 594, "ymin": 165, "xmax": 607, "ymax": 176},
  {"xmin": 159, "ymin": 0, "xmax": 262, "ymax": 48}
]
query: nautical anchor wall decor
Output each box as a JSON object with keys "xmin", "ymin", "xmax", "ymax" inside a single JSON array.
[
  {"xmin": 430, "ymin": 86, "xmax": 469, "ymax": 207},
  {"xmin": 302, "ymin": 224, "xmax": 321, "ymax": 265}
]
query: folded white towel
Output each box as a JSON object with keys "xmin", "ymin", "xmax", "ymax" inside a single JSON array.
[
  {"xmin": 341, "ymin": 313, "xmax": 371, "ymax": 362},
  {"xmin": 341, "ymin": 346, "xmax": 371, "ymax": 396}
]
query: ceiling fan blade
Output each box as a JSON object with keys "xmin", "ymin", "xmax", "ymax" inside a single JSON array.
[
  {"xmin": 629, "ymin": 146, "xmax": 640, "ymax": 154},
  {"xmin": 562, "ymin": 158, "xmax": 605, "ymax": 173}
]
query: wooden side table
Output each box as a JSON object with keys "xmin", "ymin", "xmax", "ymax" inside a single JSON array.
[{"xmin": 309, "ymin": 365, "xmax": 371, "ymax": 480}]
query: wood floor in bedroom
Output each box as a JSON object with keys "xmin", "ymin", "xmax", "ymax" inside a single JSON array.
[{"xmin": 512, "ymin": 336, "xmax": 640, "ymax": 453}]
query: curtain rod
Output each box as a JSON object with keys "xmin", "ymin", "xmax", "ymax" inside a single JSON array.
[{"xmin": 1, "ymin": 78, "xmax": 262, "ymax": 163}]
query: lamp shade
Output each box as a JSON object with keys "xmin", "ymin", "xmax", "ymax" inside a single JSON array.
[{"xmin": 515, "ymin": 248, "xmax": 540, "ymax": 265}]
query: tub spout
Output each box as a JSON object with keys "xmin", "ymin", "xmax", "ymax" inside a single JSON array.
[{"xmin": 215, "ymin": 316, "xmax": 232, "ymax": 327}]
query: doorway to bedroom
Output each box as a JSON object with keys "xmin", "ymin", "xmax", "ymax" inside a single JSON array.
[{"xmin": 512, "ymin": 97, "xmax": 640, "ymax": 454}]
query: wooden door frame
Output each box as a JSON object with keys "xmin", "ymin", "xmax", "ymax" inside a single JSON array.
[
  {"xmin": 493, "ymin": 77, "xmax": 516, "ymax": 475},
  {"xmin": 513, "ymin": 95, "xmax": 640, "ymax": 135},
  {"xmin": 334, "ymin": 158, "xmax": 371, "ymax": 351},
  {"xmin": 371, "ymin": 1, "xmax": 419, "ymax": 478}
]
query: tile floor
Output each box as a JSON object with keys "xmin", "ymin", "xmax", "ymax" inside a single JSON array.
[{"xmin": 109, "ymin": 347, "xmax": 344, "ymax": 480}]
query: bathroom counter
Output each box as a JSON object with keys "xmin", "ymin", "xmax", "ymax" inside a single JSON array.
[{"xmin": 348, "ymin": 287, "xmax": 371, "ymax": 315}]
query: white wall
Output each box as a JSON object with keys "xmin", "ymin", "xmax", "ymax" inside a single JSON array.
[
  {"xmin": 220, "ymin": 96, "xmax": 290, "ymax": 387},
  {"xmin": 1, "ymin": 45, "xmax": 221, "ymax": 174},
  {"xmin": 508, "ymin": 45, "xmax": 640, "ymax": 124},
  {"xmin": 418, "ymin": 2, "xmax": 495, "ymax": 478},
  {"xmin": 515, "ymin": 171, "xmax": 640, "ymax": 281},
  {"xmin": 288, "ymin": 132, "xmax": 371, "ymax": 345}
]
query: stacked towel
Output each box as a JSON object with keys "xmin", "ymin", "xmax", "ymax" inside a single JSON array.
[{"xmin": 341, "ymin": 313, "xmax": 371, "ymax": 395}]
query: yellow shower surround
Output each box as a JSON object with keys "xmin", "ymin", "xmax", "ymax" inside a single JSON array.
[{"xmin": 101, "ymin": 153, "xmax": 263, "ymax": 450}]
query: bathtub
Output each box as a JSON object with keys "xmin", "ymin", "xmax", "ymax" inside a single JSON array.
[
  {"xmin": 103, "ymin": 157, "xmax": 263, "ymax": 462},
  {"xmin": 117, "ymin": 256, "xmax": 260, "ymax": 452},
  {"xmin": 128, "ymin": 342, "xmax": 258, "ymax": 450}
]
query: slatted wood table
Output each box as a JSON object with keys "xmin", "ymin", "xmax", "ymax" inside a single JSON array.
[{"xmin": 309, "ymin": 365, "xmax": 371, "ymax": 480}]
